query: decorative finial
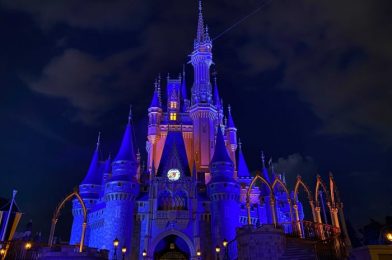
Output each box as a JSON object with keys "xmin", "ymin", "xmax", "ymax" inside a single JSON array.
[
  {"xmin": 224, "ymin": 116, "xmax": 227, "ymax": 126},
  {"xmin": 183, "ymin": 64, "xmax": 186, "ymax": 76},
  {"xmin": 228, "ymin": 104, "xmax": 232, "ymax": 114},
  {"xmin": 167, "ymin": 72, "xmax": 170, "ymax": 79},
  {"xmin": 128, "ymin": 104, "xmax": 132, "ymax": 123},
  {"xmin": 239, "ymin": 138, "xmax": 242, "ymax": 151},
  {"xmin": 199, "ymin": 0, "xmax": 202, "ymax": 12},
  {"xmin": 261, "ymin": 151, "xmax": 265, "ymax": 168},
  {"xmin": 96, "ymin": 131, "xmax": 101, "ymax": 149}
]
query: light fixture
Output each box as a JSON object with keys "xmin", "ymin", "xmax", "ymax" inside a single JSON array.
[
  {"xmin": 142, "ymin": 249, "xmax": 147, "ymax": 257},
  {"xmin": 386, "ymin": 232, "xmax": 392, "ymax": 242},
  {"xmin": 196, "ymin": 249, "xmax": 201, "ymax": 256},
  {"xmin": 215, "ymin": 245, "xmax": 221, "ymax": 253},
  {"xmin": 121, "ymin": 246, "xmax": 127, "ymax": 254},
  {"xmin": 0, "ymin": 249, "xmax": 5, "ymax": 255},
  {"xmin": 25, "ymin": 242, "xmax": 32, "ymax": 250},
  {"xmin": 223, "ymin": 239, "xmax": 228, "ymax": 247},
  {"xmin": 113, "ymin": 238, "xmax": 119, "ymax": 248}
]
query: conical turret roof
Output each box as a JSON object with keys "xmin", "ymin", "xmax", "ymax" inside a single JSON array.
[
  {"xmin": 227, "ymin": 105, "xmax": 236, "ymax": 129},
  {"xmin": 211, "ymin": 126, "xmax": 232, "ymax": 164},
  {"xmin": 114, "ymin": 108, "xmax": 137, "ymax": 162},
  {"xmin": 237, "ymin": 141, "xmax": 250, "ymax": 178},
  {"xmin": 81, "ymin": 133, "xmax": 103, "ymax": 185}
]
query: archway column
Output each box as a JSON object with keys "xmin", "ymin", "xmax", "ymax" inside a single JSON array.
[
  {"xmin": 270, "ymin": 198, "xmax": 277, "ymax": 227},
  {"xmin": 314, "ymin": 206, "xmax": 325, "ymax": 240},
  {"xmin": 292, "ymin": 203, "xmax": 302, "ymax": 238}
]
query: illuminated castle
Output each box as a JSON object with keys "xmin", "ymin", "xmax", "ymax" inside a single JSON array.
[{"xmin": 69, "ymin": 2, "xmax": 350, "ymax": 259}]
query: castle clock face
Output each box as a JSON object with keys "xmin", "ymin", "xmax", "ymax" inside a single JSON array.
[{"xmin": 167, "ymin": 168, "xmax": 181, "ymax": 181}]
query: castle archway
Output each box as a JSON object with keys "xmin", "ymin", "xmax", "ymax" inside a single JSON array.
[{"xmin": 150, "ymin": 230, "xmax": 196, "ymax": 260}]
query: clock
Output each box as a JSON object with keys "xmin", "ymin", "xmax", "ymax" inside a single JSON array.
[{"xmin": 167, "ymin": 168, "xmax": 181, "ymax": 181}]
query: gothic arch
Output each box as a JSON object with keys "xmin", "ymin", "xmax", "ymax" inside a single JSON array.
[
  {"xmin": 149, "ymin": 230, "xmax": 196, "ymax": 259},
  {"xmin": 271, "ymin": 176, "xmax": 293, "ymax": 226},
  {"xmin": 329, "ymin": 173, "xmax": 341, "ymax": 205},
  {"xmin": 315, "ymin": 175, "xmax": 331, "ymax": 204},
  {"xmin": 293, "ymin": 176, "xmax": 313, "ymax": 202},
  {"xmin": 48, "ymin": 190, "xmax": 87, "ymax": 253},
  {"xmin": 246, "ymin": 173, "xmax": 276, "ymax": 226}
]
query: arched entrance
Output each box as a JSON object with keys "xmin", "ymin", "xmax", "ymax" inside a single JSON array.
[{"xmin": 154, "ymin": 235, "xmax": 190, "ymax": 260}]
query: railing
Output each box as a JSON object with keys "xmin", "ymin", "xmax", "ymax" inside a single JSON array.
[{"xmin": 275, "ymin": 221, "xmax": 340, "ymax": 241}]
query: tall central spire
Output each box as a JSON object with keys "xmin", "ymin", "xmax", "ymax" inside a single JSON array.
[
  {"xmin": 196, "ymin": 0, "xmax": 205, "ymax": 43},
  {"xmin": 191, "ymin": 0, "xmax": 213, "ymax": 105}
]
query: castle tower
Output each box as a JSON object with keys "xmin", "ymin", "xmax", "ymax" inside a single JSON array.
[
  {"xmin": 103, "ymin": 108, "xmax": 140, "ymax": 258},
  {"xmin": 226, "ymin": 105, "xmax": 238, "ymax": 172},
  {"xmin": 189, "ymin": 1, "xmax": 218, "ymax": 176},
  {"xmin": 70, "ymin": 133, "xmax": 103, "ymax": 245},
  {"xmin": 147, "ymin": 82, "xmax": 163, "ymax": 174},
  {"xmin": 208, "ymin": 127, "xmax": 240, "ymax": 253}
]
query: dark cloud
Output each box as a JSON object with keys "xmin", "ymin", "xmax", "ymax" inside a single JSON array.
[
  {"xmin": 0, "ymin": 0, "xmax": 151, "ymax": 30},
  {"xmin": 231, "ymin": 0, "xmax": 392, "ymax": 145},
  {"xmin": 24, "ymin": 48, "xmax": 147, "ymax": 123},
  {"xmin": 273, "ymin": 153, "xmax": 318, "ymax": 185}
]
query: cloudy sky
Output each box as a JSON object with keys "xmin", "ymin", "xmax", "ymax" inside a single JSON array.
[{"xmin": 0, "ymin": 0, "xmax": 391, "ymax": 239}]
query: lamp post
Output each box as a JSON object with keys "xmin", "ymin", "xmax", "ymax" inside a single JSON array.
[
  {"xmin": 379, "ymin": 226, "xmax": 392, "ymax": 245},
  {"xmin": 121, "ymin": 246, "xmax": 127, "ymax": 260},
  {"xmin": 142, "ymin": 249, "xmax": 147, "ymax": 259},
  {"xmin": 222, "ymin": 239, "xmax": 228, "ymax": 260},
  {"xmin": 215, "ymin": 245, "xmax": 221, "ymax": 260},
  {"xmin": 113, "ymin": 238, "xmax": 119, "ymax": 260}
]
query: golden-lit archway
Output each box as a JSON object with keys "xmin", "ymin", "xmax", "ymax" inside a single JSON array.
[
  {"xmin": 246, "ymin": 172, "xmax": 276, "ymax": 226},
  {"xmin": 48, "ymin": 190, "xmax": 87, "ymax": 253}
]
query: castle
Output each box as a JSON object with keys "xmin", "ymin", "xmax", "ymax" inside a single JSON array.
[{"xmin": 69, "ymin": 2, "xmax": 350, "ymax": 259}]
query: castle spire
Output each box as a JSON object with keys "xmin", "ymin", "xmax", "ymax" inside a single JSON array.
[
  {"xmin": 196, "ymin": 0, "xmax": 205, "ymax": 43},
  {"xmin": 227, "ymin": 105, "xmax": 236, "ymax": 128},
  {"xmin": 213, "ymin": 75, "xmax": 222, "ymax": 109},
  {"xmin": 81, "ymin": 132, "xmax": 103, "ymax": 185},
  {"xmin": 237, "ymin": 139, "xmax": 250, "ymax": 178},
  {"xmin": 150, "ymin": 80, "xmax": 161, "ymax": 108},
  {"xmin": 211, "ymin": 126, "xmax": 232, "ymax": 164},
  {"xmin": 114, "ymin": 107, "xmax": 137, "ymax": 162}
]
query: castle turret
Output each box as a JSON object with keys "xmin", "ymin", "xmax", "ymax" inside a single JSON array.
[
  {"xmin": 70, "ymin": 133, "xmax": 103, "ymax": 245},
  {"xmin": 226, "ymin": 105, "xmax": 238, "ymax": 170},
  {"xmin": 208, "ymin": 127, "xmax": 240, "ymax": 254},
  {"xmin": 237, "ymin": 140, "xmax": 251, "ymax": 182},
  {"xmin": 103, "ymin": 108, "xmax": 140, "ymax": 258},
  {"xmin": 147, "ymin": 82, "xmax": 163, "ymax": 173}
]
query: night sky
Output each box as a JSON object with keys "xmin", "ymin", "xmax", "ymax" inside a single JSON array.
[{"xmin": 0, "ymin": 0, "xmax": 391, "ymax": 240}]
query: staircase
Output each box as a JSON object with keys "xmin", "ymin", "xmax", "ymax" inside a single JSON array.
[{"xmin": 279, "ymin": 238, "xmax": 317, "ymax": 260}]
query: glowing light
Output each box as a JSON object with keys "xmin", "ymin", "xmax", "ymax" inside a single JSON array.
[
  {"xmin": 113, "ymin": 238, "xmax": 119, "ymax": 248},
  {"xmin": 25, "ymin": 242, "xmax": 32, "ymax": 250},
  {"xmin": 142, "ymin": 249, "xmax": 147, "ymax": 257},
  {"xmin": 170, "ymin": 112, "xmax": 177, "ymax": 121},
  {"xmin": 223, "ymin": 239, "xmax": 228, "ymax": 247},
  {"xmin": 196, "ymin": 250, "xmax": 201, "ymax": 256},
  {"xmin": 170, "ymin": 101, "xmax": 177, "ymax": 109},
  {"xmin": 215, "ymin": 245, "xmax": 221, "ymax": 253},
  {"xmin": 386, "ymin": 232, "xmax": 392, "ymax": 242},
  {"xmin": 121, "ymin": 246, "xmax": 127, "ymax": 254},
  {"xmin": 0, "ymin": 249, "xmax": 5, "ymax": 255}
]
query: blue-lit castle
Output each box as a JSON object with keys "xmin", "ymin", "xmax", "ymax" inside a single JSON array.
[{"xmin": 68, "ymin": 2, "xmax": 350, "ymax": 259}]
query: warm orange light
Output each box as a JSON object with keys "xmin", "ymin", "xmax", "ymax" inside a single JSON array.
[
  {"xmin": 215, "ymin": 245, "xmax": 221, "ymax": 253},
  {"xmin": 386, "ymin": 232, "xmax": 392, "ymax": 242},
  {"xmin": 170, "ymin": 101, "xmax": 177, "ymax": 109},
  {"xmin": 223, "ymin": 239, "xmax": 228, "ymax": 247},
  {"xmin": 170, "ymin": 112, "xmax": 177, "ymax": 121},
  {"xmin": 142, "ymin": 249, "xmax": 147, "ymax": 257},
  {"xmin": 0, "ymin": 249, "xmax": 5, "ymax": 255},
  {"xmin": 25, "ymin": 242, "xmax": 32, "ymax": 250},
  {"xmin": 196, "ymin": 250, "xmax": 201, "ymax": 256}
]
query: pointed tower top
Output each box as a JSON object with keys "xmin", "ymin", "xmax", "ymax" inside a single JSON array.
[
  {"xmin": 211, "ymin": 126, "xmax": 232, "ymax": 164},
  {"xmin": 237, "ymin": 139, "xmax": 250, "ymax": 178},
  {"xmin": 227, "ymin": 105, "xmax": 236, "ymax": 128},
  {"xmin": 181, "ymin": 64, "xmax": 187, "ymax": 100},
  {"xmin": 96, "ymin": 131, "xmax": 101, "ymax": 149},
  {"xmin": 103, "ymin": 154, "xmax": 112, "ymax": 173},
  {"xmin": 114, "ymin": 108, "xmax": 137, "ymax": 162},
  {"xmin": 197, "ymin": 0, "xmax": 204, "ymax": 42},
  {"xmin": 150, "ymin": 80, "xmax": 161, "ymax": 108},
  {"xmin": 261, "ymin": 150, "xmax": 266, "ymax": 168},
  {"xmin": 81, "ymin": 133, "xmax": 103, "ymax": 185},
  {"xmin": 213, "ymin": 75, "xmax": 222, "ymax": 109}
]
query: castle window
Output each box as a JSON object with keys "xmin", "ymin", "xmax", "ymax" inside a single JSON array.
[
  {"xmin": 170, "ymin": 112, "xmax": 177, "ymax": 121},
  {"xmin": 170, "ymin": 101, "xmax": 177, "ymax": 109}
]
